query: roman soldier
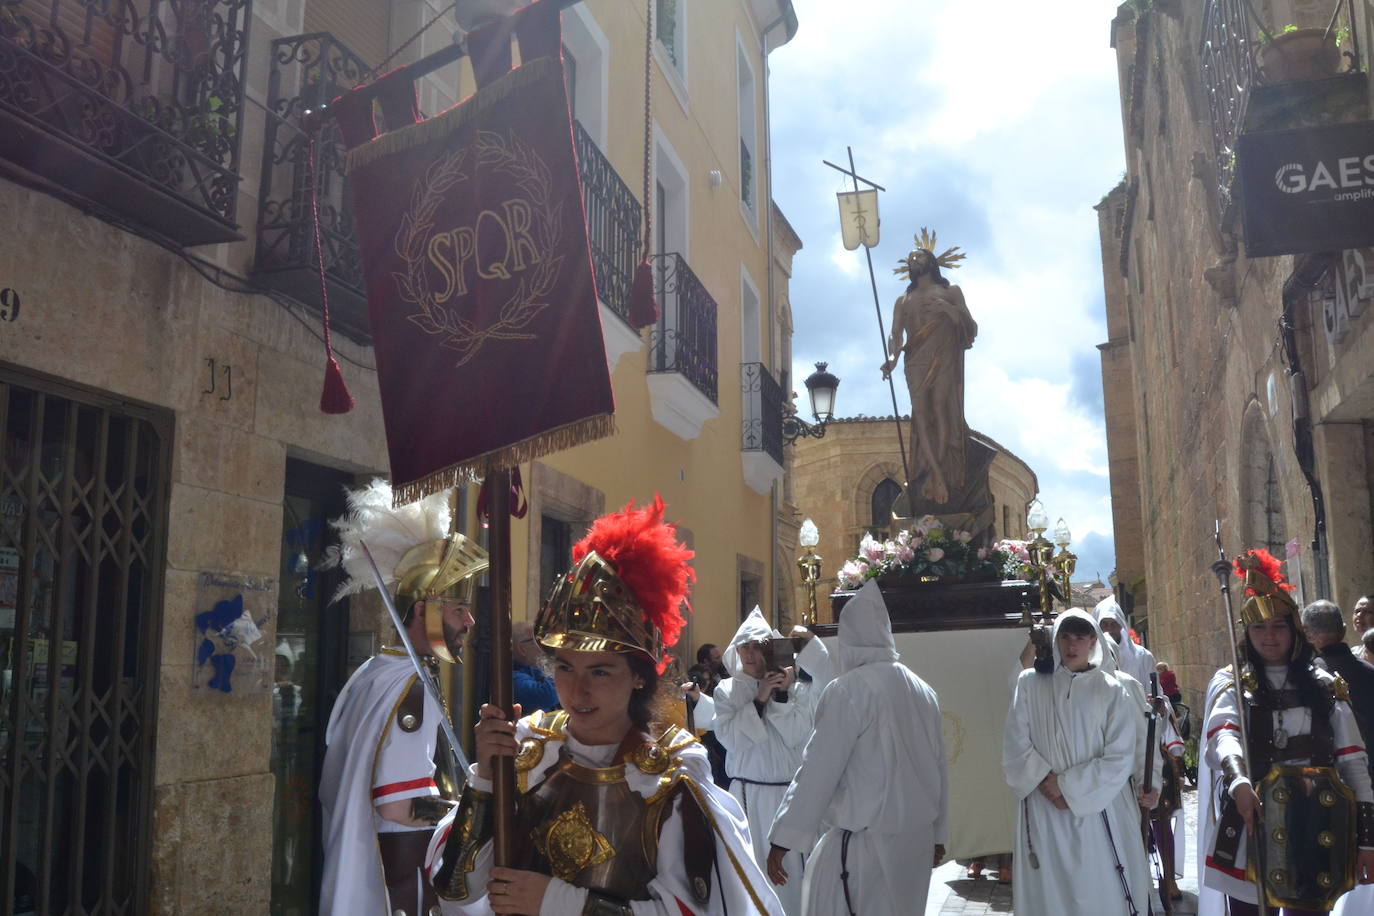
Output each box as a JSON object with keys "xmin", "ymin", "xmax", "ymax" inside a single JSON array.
[
  {"xmin": 427, "ymin": 496, "xmax": 784, "ymax": 915},
  {"xmin": 319, "ymin": 480, "xmax": 489, "ymax": 916},
  {"xmin": 1200, "ymin": 549, "xmax": 1374, "ymax": 914}
]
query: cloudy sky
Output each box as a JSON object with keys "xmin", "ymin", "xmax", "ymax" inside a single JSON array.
[{"xmin": 769, "ymin": 0, "xmax": 1127, "ymax": 582}]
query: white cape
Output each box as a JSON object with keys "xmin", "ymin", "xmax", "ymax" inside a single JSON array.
[
  {"xmin": 1002, "ymin": 609, "xmax": 1151, "ymax": 916},
  {"xmin": 320, "ymin": 653, "xmax": 435, "ymax": 915},
  {"xmin": 769, "ymin": 580, "xmax": 948, "ymax": 916}
]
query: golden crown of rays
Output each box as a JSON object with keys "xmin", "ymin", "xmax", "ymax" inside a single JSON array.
[{"xmin": 893, "ymin": 227, "xmax": 967, "ymax": 278}]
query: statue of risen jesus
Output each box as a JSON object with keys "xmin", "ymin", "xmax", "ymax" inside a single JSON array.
[{"xmin": 879, "ymin": 244, "xmax": 977, "ymax": 506}]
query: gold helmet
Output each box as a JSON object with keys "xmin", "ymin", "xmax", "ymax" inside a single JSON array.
[
  {"xmin": 1234, "ymin": 548, "xmax": 1299, "ymax": 627},
  {"xmin": 535, "ymin": 496, "xmax": 693, "ymax": 673},
  {"xmin": 326, "ymin": 479, "xmax": 489, "ymax": 662},
  {"xmin": 395, "ymin": 532, "xmax": 489, "ymax": 663}
]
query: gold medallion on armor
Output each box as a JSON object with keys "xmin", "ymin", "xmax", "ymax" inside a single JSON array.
[{"xmin": 531, "ymin": 802, "xmax": 616, "ymax": 882}]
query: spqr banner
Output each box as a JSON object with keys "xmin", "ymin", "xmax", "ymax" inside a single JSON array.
[{"xmin": 342, "ymin": 7, "xmax": 614, "ymax": 500}]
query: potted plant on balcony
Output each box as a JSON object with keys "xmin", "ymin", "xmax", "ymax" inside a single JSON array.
[{"xmin": 1256, "ymin": 24, "xmax": 1346, "ymax": 83}]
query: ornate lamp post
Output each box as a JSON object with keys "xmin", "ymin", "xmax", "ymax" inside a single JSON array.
[
  {"xmin": 797, "ymin": 519, "xmax": 822, "ymax": 626},
  {"xmin": 1051, "ymin": 518, "xmax": 1077, "ymax": 611},
  {"xmin": 1025, "ymin": 499, "xmax": 1055, "ymax": 624},
  {"xmin": 782, "ymin": 363, "xmax": 841, "ymax": 445}
]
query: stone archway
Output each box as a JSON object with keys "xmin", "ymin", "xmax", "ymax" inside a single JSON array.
[{"xmin": 851, "ymin": 461, "xmax": 904, "ymax": 547}]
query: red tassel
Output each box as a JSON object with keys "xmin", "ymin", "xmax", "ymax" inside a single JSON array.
[
  {"xmin": 628, "ymin": 258, "xmax": 659, "ymax": 329},
  {"xmin": 320, "ymin": 356, "xmax": 356, "ymax": 414}
]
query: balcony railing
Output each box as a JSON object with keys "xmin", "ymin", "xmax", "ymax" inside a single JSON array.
[
  {"xmin": 0, "ymin": 0, "xmax": 249, "ymax": 244},
  {"xmin": 741, "ymin": 362, "xmax": 783, "ymax": 466},
  {"xmin": 1201, "ymin": 0, "xmax": 1257, "ymax": 209},
  {"xmin": 254, "ymin": 33, "xmax": 370, "ymax": 341},
  {"xmin": 574, "ymin": 119, "xmax": 641, "ymax": 325},
  {"xmin": 649, "ymin": 252, "xmax": 718, "ymax": 404}
]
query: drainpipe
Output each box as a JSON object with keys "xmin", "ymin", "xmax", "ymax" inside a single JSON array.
[
  {"xmin": 762, "ymin": 10, "xmax": 786, "ymax": 625},
  {"xmin": 1280, "ymin": 253, "xmax": 1334, "ymax": 599}
]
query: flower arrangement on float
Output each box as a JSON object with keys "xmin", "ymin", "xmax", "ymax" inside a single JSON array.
[{"xmin": 836, "ymin": 515, "xmax": 1034, "ymax": 589}]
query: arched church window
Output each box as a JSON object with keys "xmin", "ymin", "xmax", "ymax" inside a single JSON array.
[{"xmin": 871, "ymin": 478, "xmax": 902, "ymax": 530}]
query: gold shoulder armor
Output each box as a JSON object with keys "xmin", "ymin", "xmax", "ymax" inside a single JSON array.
[{"xmin": 1331, "ymin": 675, "xmax": 1351, "ymax": 703}]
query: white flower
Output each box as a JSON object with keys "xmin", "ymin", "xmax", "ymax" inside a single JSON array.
[
  {"xmin": 954, "ymin": 529, "xmax": 973, "ymax": 544},
  {"xmin": 927, "ymin": 546, "xmax": 946, "ymax": 562},
  {"xmin": 838, "ymin": 558, "xmax": 870, "ymax": 589}
]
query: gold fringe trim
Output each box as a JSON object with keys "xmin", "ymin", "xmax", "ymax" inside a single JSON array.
[
  {"xmin": 392, "ymin": 412, "xmax": 616, "ymax": 504},
  {"xmin": 347, "ymin": 56, "xmax": 561, "ymax": 174}
]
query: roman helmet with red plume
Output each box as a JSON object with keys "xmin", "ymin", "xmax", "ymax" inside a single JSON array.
[
  {"xmin": 534, "ymin": 496, "xmax": 694, "ymax": 673},
  {"xmin": 1233, "ymin": 547, "xmax": 1299, "ymax": 627}
]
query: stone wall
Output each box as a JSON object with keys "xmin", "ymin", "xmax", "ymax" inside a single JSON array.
[
  {"xmin": 1096, "ymin": 1, "xmax": 1374, "ymax": 711},
  {"xmin": 0, "ymin": 174, "xmax": 387, "ymax": 912}
]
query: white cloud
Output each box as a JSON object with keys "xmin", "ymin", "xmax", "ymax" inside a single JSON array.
[{"xmin": 774, "ymin": 0, "xmax": 1128, "ymax": 573}]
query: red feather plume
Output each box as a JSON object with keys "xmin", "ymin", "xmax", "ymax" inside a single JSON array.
[
  {"xmin": 573, "ymin": 495, "xmax": 695, "ymax": 665},
  {"xmin": 1233, "ymin": 548, "xmax": 1296, "ymax": 596}
]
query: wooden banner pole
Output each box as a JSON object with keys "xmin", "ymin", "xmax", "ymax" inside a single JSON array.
[{"xmin": 486, "ymin": 468, "xmax": 517, "ymax": 866}]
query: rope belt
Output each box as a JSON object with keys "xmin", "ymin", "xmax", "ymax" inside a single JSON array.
[{"xmin": 840, "ymin": 829, "xmax": 857, "ymax": 916}]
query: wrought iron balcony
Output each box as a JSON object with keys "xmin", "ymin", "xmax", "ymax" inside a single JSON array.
[
  {"xmin": 0, "ymin": 0, "xmax": 249, "ymax": 244},
  {"xmin": 649, "ymin": 252, "xmax": 718, "ymax": 404},
  {"xmin": 254, "ymin": 33, "xmax": 370, "ymax": 341},
  {"xmin": 1201, "ymin": 0, "xmax": 1257, "ymax": 210},
  {"xmin": 574, "ymin": 119, "xmax": 641, "ymax": 325},
  {"xmin": 741, "ymin": 362, "xmax": 783, "ymax": 466}
]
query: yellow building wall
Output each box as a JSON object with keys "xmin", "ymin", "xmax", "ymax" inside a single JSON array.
[{"xmin": 448, "ymin": 0, "xmax": 795, "ymax": 659}]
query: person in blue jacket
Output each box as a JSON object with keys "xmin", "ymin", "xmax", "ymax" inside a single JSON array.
[{"xmin": 513, "ymin": 619, "xmax": 559, "ymax": 713}]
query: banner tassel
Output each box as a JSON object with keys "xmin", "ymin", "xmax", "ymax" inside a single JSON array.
[
  {"xmin": 320, "ymin": 356, "xmax": 355, "ymax": 414},
  {"xmin": 308, "ymin": 132, "xmax": 356, "ymax": 414},
  {"xmin": 629, "ymin": 258, "xmax": 659, "ymax": 329}
]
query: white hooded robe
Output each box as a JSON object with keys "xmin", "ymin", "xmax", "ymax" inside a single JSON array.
[
  {"xmin": 768, "ymin": 580, "xmax": 948, "ymax": 916},
  {"xmin": 1002, "ymin": 609, "xmax": 1151, "ymax": 916},
  {"xmin": 711, "ymin": 607, "xmax": 832, "ymax": 916}
]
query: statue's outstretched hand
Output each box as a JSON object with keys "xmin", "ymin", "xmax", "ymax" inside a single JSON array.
[{"xmin": 879, "ymin": 358, "xmax": 896, "ymax": 380}]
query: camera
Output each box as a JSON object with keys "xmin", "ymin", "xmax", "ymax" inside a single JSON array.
[{"xmin": 760, "ymin": 637, "xmax": 795, "ymax": 703}]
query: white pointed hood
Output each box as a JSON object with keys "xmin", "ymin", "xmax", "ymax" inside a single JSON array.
[
  {"xmin": 1093, "ymin": 595, "xmax": 1127, "ymax": 632},
  {"xmin": 722, "ymin": 606, "xmax": 782, "ymax": 677},
  {"xmin": 836, "ymin": 579, "xmax": 900, "ymax": 673}
]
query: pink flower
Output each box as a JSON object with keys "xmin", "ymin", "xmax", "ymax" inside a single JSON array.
[
  {"xmin": 884, "ymin": 539, "xmax": 901, "ymax": 559},
  {"xmin": 927, "ymin": 546, "xmax": 946, "ymax": 562},
  {"xmin": 896, "ymin": 528, "xmax": 913, "ymax": 547},
  {"xmin": 977, "ymin": 546, "xmax": 990, "ymax": 561},
  {"xmin": 896, "ymin": 544, "xmax": 916, "ymax": 564},
  {"xmin": 916, "ymin": 515, "xmax": 940, "ymax": 535},
  {"xmin": 838, "ymin": 558, "xmax": 869, "ymax": 589},
  {"xmin": 860, "ymin": 533, "xmax": 885, "ymax": 563}
]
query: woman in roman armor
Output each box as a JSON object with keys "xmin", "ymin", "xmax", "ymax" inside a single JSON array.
[
  {"xmin": 1199, "ymin": 549, "xmax": 1374, "ymax": 916},
  {"xmin": 427, "ymin": 497, "xmax": 784, "ymax": 915}
]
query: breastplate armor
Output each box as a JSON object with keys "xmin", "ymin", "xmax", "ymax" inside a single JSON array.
[{"xmin": 514, "ymin": 733, "xmax": 686, "ymax": 902}]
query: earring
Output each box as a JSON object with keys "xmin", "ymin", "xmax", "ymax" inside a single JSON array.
[{"xmin": 634, "ymin": 680, "xmax": 645, "ymax": 689}]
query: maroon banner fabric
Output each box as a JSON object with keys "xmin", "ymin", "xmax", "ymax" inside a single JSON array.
[{"xmin": 346, "ymin": 54, "xmax": 614, "ymax": 500}]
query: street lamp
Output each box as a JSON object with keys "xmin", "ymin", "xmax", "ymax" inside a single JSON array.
[
  {"xmin": 783, "ymin": 362, "xmax": 841, "ymax": 445},
  {"xmin": 797, "ymin": 519, "xmax": 822, "ymax": 627},
  {"xmin": 1051, "ymin": 518, "xmax": 1077, "ymax": 611}
]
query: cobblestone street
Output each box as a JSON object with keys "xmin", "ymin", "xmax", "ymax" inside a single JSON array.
[{"xmin": 926, "ymin": 788, "xmax": 1202, "ymax": 914}]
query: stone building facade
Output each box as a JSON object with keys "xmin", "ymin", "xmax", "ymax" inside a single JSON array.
[
  {"xmin": 0, "ymin": 0, "xmax": 801, "ymax": 911},
  {"xmin": 1096, "ymin": 0, "xmax": 1374, "ymax": 709},
  {"xmin": 789, "ymin": 416, "xmax": 1039, "ymax": 618}
]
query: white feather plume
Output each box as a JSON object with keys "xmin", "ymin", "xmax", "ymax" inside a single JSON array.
[{"xmin": 321, "ymin": 478, "xmax": 452, "ymax": 603}]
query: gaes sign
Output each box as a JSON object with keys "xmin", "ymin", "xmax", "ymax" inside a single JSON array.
[{"xmin": 1237, "ymin": 119, "xmax": 1374, "ymax": 258}]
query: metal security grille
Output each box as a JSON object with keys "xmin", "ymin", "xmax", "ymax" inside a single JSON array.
[{"xmin": 0, "ymin": 369, "xmax": 170, "ymax": 916}]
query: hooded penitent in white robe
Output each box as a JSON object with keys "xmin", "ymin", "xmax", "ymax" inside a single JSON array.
[
  {"xmin": 320, "ymin": 652, "xmax": 443, "ymax": 915},
  {"xmin": 426, "ymin": 713, "xmax": 785, "ymax": 915},
  {"xmin": 1003, "ymin": 609, "xmax": 1151, "ymax": 916},
  {"xmin": 1200, "ymin": 661, "xmax": 1373, "ymax": 909},
  {"xmin": 1095, "ymin": 596, "xmax": 1159, "ymax": 689},
  {"xmin": 711, "ymin": 607, "xmax": 833, "ymax": 916},
  {"xmin": 768, "ymin": 580, "xmax": 948, "ymax": 916}
]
